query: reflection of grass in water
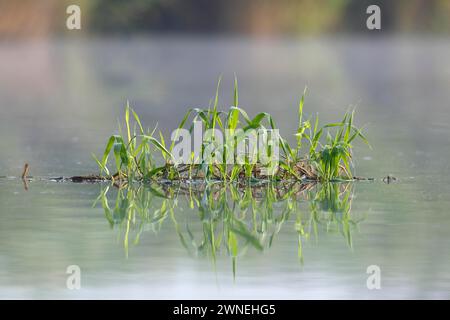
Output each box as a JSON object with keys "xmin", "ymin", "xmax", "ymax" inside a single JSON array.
[
  {"xmin": 96, "ymin": 181, "xmax": 365, "ymax": 276},
  {"xmin": 308, "ymin": 183, "xmax": 365, "ymax": 249}
]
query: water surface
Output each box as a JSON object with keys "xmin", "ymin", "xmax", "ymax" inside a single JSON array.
[{"xmin": 0, "ymin": 36, "xmax": 449, "ymax": 299}]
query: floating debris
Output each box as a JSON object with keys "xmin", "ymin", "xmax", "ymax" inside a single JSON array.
[
  {"xmin": 21, "ymin": 163, "xmax": 29, "ymax": 179},
  {"xmin": 383, "ymin": 175, "xmax": 397, "ymax": 184}
]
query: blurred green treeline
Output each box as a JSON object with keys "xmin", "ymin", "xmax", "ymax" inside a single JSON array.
[{"xmin": 1, "ymin": 0, "xmax": 449, "ymax": 37}]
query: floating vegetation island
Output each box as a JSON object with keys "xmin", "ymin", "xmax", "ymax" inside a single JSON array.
[
  {"xmin": 92, "ymin": 79, "xmax": 370, "ymax": 186},
  {"xmin": 9, "ymin": 80, "xmax": 373, "ymax": 271}
]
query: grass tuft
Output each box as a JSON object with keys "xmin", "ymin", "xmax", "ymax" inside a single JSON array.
[{"xmin": 94, "ymin": 79, "xmax": 369, "ymax": 183}]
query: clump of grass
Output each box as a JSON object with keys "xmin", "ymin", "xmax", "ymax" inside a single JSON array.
[
  {"xmin": 92, "ymin": 101, "xmax": 172, "ymax": 183},
  {"xmin": 94, "ymin": 78, "xmax": 369, "ymax": 184}
]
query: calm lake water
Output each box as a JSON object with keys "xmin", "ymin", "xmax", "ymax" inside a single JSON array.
[{"xmin": 0, "ymin": 36, "xmax": 449, "ymax": 299}]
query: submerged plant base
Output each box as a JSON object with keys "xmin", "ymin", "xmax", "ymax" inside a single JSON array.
[
  {"xmin": 60, "ymin": 160, "xmax": 373, "ymax": 186},
  {"xmin": 17, "ymin": 162, "xmax": 372, "ymax": 191}
]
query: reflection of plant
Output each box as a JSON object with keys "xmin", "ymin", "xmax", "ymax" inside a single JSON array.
[
  {"xmin": 308, "ymin": 183, "xmax": 365, "ymax": 249},
  {"xmin": 96, "ymin": 181, "xmax": 365, "ymax": 275}
]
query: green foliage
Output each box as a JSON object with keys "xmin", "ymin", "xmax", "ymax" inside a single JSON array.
[
  {"xmin": 304, "ymin": 109, "xmax": 370, "ymax": 181},
  {"xmin": 94, "ymin": 78, "xmax": 369, "ymax": 182}
]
